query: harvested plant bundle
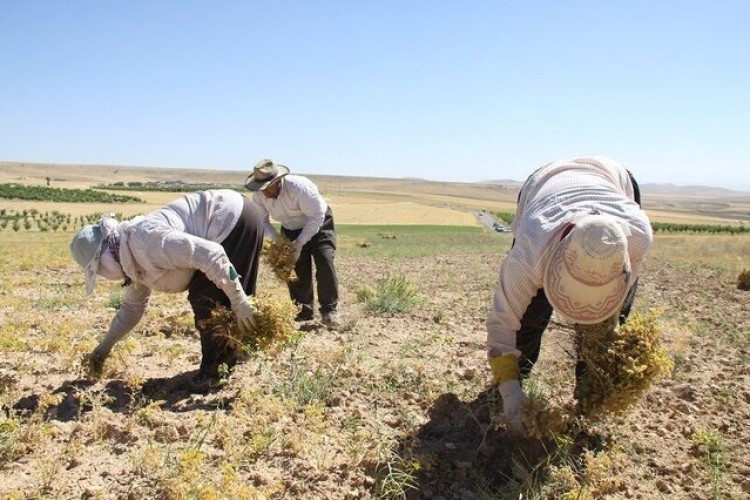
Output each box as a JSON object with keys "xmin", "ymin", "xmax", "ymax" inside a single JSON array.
[
  {"xmin": 575, "ymin": 311, "xmax": 673, "ymax": 419},
  {"xmin": 520, "ymin": 397, "xmax": 575, "ymax": 439},
  {"xmin": 200, "ymin": 296, "xmax": 298, "ymax": 354},
  {"xmin": 492, "ymin": 394, "xmax": 574, "ymax": 439},
  {"xmin": 263, "ymin": 236, "xmax": 298, "ymax": 283}
]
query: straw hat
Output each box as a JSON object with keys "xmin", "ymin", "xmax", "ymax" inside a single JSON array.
[
  {"xmin": 244, "ymin": 159, "xmax": 290, "ymax": 191},
  {"xmin": 543, "ymin": 214, "xmax": 631, "ymax": 324}
]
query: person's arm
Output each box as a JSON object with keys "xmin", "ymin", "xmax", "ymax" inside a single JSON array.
[
  {"xmin": 486, "ymin": 249, "xmax": 541, "ymax": 435},
  {"xmin": 148, "ymin": 228, "xmax": 257, "ymax": 331},
  {"xmin": 486, "ymin": 250, "xmax": 540, "ymax": 369},
  {"xmin": 292, "ymin": 184, "xmax": 326, "ymax": 248},
  {"xmin": 90, "ymin": 282, "xmax": 151, "ymax": 368}
]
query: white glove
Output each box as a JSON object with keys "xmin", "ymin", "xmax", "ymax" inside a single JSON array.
[
  {"xmin": 498, "ymin": 380, "xmax": 529, "ymax": 435},
  {"xmin": 227, "ymin": 280, "xmax": 257, "ymax": 335}
]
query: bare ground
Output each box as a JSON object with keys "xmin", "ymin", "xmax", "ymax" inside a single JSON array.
[{"xmin": 1, "ymin": 245, "xmax": 749, "ymax": 499}]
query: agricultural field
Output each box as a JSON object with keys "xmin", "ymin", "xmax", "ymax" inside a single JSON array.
[{"xmin": 1, "ymin": 163, "xmax": 749, "ymax": 498}]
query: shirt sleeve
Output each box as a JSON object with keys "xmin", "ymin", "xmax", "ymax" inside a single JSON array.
[
  {"xmin": 293, "ymin": 184, "xmax": 327, "ymax": 246},
  {"xmin": 141, "ymin": 227, "xmax": 243, "ymax": 299},
  {"xmin": 98, "ymin": 282, "xmax": 151, "ymax": 352},
  {"xmin": 486, "ymin": 248, "xmax": 542, "ymax": 359},
  {"xmin": 252, "ymin": 193, "xmax": 279, "ymax": 240}
]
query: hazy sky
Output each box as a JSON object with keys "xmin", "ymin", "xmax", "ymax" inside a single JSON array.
[{"xmin": 2, "ymin": 1, "xmax": 749, "ymax": 189}]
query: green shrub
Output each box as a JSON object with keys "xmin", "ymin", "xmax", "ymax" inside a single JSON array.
[
  {"xmin": 494, "ymin": 210, "xmax": 515, "ymax": 224},
  {"xmin": 358, "ymin": 274, "xmax": 423, "ymax": 314}
]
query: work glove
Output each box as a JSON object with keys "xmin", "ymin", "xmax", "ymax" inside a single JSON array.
[
  {"xmin": 227, "ymin": 279, "xmax": 257, "ymax": 335},
  {"xmin": 490, "ymin": 354, "xmax": 528, "ymax": 435},
  {"xmin": 498, "ymin": 379, "xmax": 529, "ymax": 435}
]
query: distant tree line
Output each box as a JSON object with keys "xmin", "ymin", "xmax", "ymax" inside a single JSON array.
[
  {"xmin": 493, "ymin": 211, "xmax": 515, "ymax": 224},
  {"xmin": 94, "ymin": 181, "xmax": 239, "ymax": 192},
  {"xmin": 0, "ymin": 208, "xmax": 133, "ymax": 232},
  {"xmin": 651, "ymin": 222, "xmax": 749, "ymax": 234},
  {"xmin": 0, "ymin": 183, "xmax": 143, "ymax": 203},
  {"xmin": 490, "ymin": 212, "xmax": 748, "ymax": 235}
]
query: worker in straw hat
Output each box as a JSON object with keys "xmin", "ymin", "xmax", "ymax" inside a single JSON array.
[
  {"xmin": 70, "ymin": 190, "xmax": 264, "ymax": 393},
  {"xmin": 486, "ymin": 156, "xmax": 653, "ymax": 434},
  {"xmin": 245, "ymin": 158, "xmax": 341, "ymax": 327}
]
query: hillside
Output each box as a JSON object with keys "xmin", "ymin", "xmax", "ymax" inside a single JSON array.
[{"xmin": 2, "ymin": 161, "xmax": 749, "ymax": 224}]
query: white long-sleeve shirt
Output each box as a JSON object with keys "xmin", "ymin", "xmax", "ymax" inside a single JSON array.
[
  {"xmin": 251, "ymin": 175, "xmax": 328, "ymax": 246},
  {"xmin": 98, "ymin": 189, "xmax": 245, "ymax": 352},
  {"xmin": 486, "ymin": 157, "xmax": 653, "ymax": 358}
]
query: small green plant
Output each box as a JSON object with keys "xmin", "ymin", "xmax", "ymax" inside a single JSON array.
[
  {"xmin": 0, "ymin": 417, "xmax": 21, "ymax": 463},
  {"xmin": 358, "ymin": 274, "xmax": 423, "ymax": 314},
  {"xmin": 107, "ymin": 288, "xmax": 124, "ymax": 309},
  {"xmin": 277, "ymin": 356, "xmax": 337, "ymax": 406},
  {"xmin": 692, "ymin": 428, "xmax": 726, "ymax": 499},
  {"xmin": 373, "ymin": 449, "xmax": 420, "ymax": 499}
]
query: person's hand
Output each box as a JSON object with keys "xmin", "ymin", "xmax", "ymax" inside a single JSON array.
[
  {"xmin": 86, "ymin": 345, "xmax": 110, "ymax": 378},
  {"xmin": 227, "ymin": 279, "xmax": 257, "ymax": 335},
  {"xmin": 233, "ymin": 297, "xmax": 257, "ymax": 335},
  {"xmin": 498, "ymin": 379, "xmax": 529, "ymax": 435}
]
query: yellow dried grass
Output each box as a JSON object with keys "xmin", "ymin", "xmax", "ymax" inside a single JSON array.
[
  {"xmin": 199, "ymin": 296, "xmax": 298, "ymax": 354},
  {"xmin": 493, "ymin": 311, "xmax": 673, "ymax": 437},
  {"xmin": 520, "ymin": 398, "xmax": 575, "ymax": 439},
  {"xmin": 575, "ymin": 311, "xmax": 673, "ymax": 419},
  {"xmin": 263, "ymin": 236, "xmax": 298, "ymax": 283},
  {"xmin": 492, "ymin": 394, "xmax": 574, "ymax": 440}
]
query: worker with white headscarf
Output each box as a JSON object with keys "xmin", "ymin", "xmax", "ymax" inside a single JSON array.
[{"xmin": 70, "ymin": 189, "xmax": 264, "ymax": 393}]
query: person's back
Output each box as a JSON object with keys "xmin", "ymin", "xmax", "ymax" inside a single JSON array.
[
  {"xmin": 512, "ymin": 157, "xmax": 651, "ymax": 278},
  {"xmin": 147, "ymin": 189, "xmax": 243, "ymax": 241}
]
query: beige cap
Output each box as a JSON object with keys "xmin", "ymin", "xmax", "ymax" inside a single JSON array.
[{"xmin": 544, "ymin": 214, "xmax": 632, "ymax": 324}]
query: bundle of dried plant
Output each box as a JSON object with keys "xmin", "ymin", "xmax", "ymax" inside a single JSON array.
[
  {"xmin": 199, "ymin": 296, "xmax": 298, "ymax": 355},
  {"xmin": 263, "ymin": 236, "xmax": 298, "ymax": 283},
  {"xmin": 575, "ymin": 311, "xmax": 673, "ymax": 419}
]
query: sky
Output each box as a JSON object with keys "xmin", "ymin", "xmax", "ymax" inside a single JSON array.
[{"xmin": 2, "ymin": 1, "xmax": 749, "ymax": 190}]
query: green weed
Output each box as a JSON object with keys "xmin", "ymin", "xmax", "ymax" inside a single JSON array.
[
  {"xmin": 358, "ymin": 274, "xmax": 423, "ymax": 314},
  {"xmin": 692, "ymin": 428, "xmax": 727, "ymax": 499}
]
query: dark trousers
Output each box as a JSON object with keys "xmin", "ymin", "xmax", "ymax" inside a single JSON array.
[
  {"xmin": 187, "ymin": 198, "xmax": 264, "ymax": 376},
  {"xmin": 281, "ymin": 207, "xmax": 339, "ymax": 316}
]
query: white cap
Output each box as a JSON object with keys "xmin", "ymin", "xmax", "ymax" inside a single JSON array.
[{"xmin": 543, "ymin": 214, "xmax": 631, "ymax": 324}]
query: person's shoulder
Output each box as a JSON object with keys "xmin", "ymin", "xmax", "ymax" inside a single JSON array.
[
  {"xmin": 285, "ymin": 175, "xmax": 320, "ymax": 193},
  {"xmin": 286, "ymin": 174, "xmax": 316, "ymax": 186},
  {"xmin": 209, "ymin": 188, "xmax": 242, "ymax": 198}
]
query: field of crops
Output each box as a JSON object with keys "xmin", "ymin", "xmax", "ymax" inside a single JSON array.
[{"xmin": 1, "ymin": 163, "xmax": 749, "ymax": 498}]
